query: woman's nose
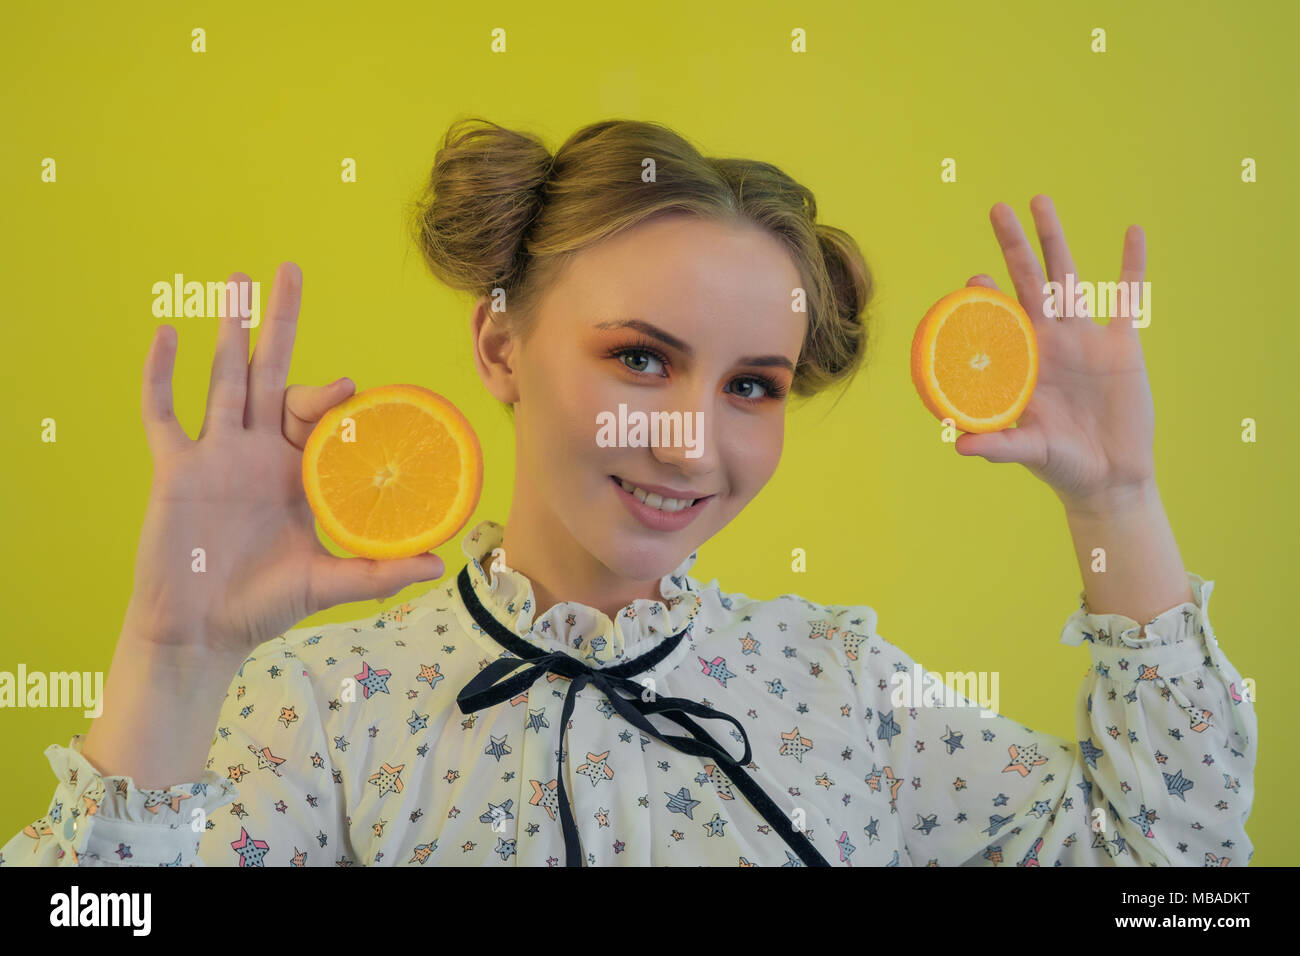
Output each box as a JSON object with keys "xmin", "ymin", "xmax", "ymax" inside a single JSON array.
[{"xmin": 649, "ymin": 400, "xmax": 714, "ymax": 471}]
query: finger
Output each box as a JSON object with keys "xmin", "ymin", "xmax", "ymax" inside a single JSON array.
[
  {"xmin": 199, "ymin": 272, "xmax": 253, "ymax": 437},
  {"xmin": 307, "ymin": 552, "xmax": 446, "ymax": 613},
  {"xmin": 283, "ymin": 378, "xmax": 355, "ymax": 450},
  {"xmin": 141, "ymin": 324, "xmax": 190, "ymax": 459},
  {"xmin": 954, "ymin": 426, "xmax": 1040, "ymax": 465},
  {"xmin": 1029, "ymin": 194, "xmax": 1085, "ymax": 320},
  {"xmin": 1113, "ymin": 224, "xmax": 1147, "ymax": 335},
  {"xmin": 989, "ymin": 202, "xmax": 1053, "ymax": 327},
  {"xmin": 967, "ymin": 274, "xmax": 999, "ymax": 290},
  {"xmin": 246, "ymin": 262, "xmax": 303, "ymax": 431}
]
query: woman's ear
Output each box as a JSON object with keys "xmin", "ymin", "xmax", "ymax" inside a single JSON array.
[{"xmin": 470, "ymin": 296, "xmax": 521, "ymax": 406}]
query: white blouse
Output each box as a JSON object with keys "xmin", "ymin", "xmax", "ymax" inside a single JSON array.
[{"xmin": 2, "ymin": 520, "xmax": 1257, "ymax": 866}]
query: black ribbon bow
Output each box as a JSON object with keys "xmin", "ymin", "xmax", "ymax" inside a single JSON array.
[{"xmin": 454, "ymin": 564, "xmax": 830, "ymax": 866}]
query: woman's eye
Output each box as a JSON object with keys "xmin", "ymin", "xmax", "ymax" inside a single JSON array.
[
  {"xmin": 620, "ymin": 349, "xmax": 665, "ymax": 375},
  {"xmin": 615, "ymin": 348, "xmax": 778, "ymax": 403},
  {"xmin": 729, "ymin": 378, "xmax": 769, "ymax": 400}
]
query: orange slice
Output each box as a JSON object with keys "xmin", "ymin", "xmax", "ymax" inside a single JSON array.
[
  {"xmin": 910, "ymin": 286, "xmax": 1038, "ymax": 433},
  {"xmin": 302, "ymin": 384, "xmax": 483, "ymax": 559}
]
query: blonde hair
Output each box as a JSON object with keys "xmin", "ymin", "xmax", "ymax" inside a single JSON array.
[{"xmin": 408, "ymin": 116, "xmax": 875, "ymax": 407}]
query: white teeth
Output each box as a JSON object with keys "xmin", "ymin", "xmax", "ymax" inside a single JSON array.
[{"xmin": 617, "ymin": 477, "xmax": 696, "ymax": 513}]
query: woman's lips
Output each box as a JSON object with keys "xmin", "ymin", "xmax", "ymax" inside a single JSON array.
[{"xmin": 609, "ymin": 475, "xmax": 712, "ymax": 531}]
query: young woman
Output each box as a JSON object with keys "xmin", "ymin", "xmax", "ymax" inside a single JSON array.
[{"xmin": 3, "ymin": 118, "xmax": 1256, "ymax": 867}]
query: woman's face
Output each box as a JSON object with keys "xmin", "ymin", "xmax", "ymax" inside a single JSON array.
[{"xmin": 479, "ymin": 211, "xmax": 809, "ymax": 585}]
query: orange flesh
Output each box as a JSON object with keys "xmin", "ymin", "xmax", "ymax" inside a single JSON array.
[
  {"xmin": 932, "ymin": 300, "xmax": 1032, "ymax": 420},
  {"xmin": 302, "ymin": 385, "xmax": 482, "ymax": 559},
  {"xmin": 315, "ymin": 404, "xmax": 463, "ymax": 541}
]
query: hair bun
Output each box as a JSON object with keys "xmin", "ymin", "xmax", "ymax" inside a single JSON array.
[
  {"xmin": 409, "ymin": 116, "xmax": 555, "ymax": 296},
  {"xmin": 410, "ymin": 116, "xmax": 877, "ymax": 405}
]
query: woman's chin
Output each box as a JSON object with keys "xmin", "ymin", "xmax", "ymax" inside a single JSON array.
[{"xmin": 584, "ymin": 531, "xmax": 685, "ymax": 585}]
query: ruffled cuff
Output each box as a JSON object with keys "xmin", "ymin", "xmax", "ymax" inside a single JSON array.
[
  {"xmin": 1059, "ymin": 570, "xmax": 1213, "ymax": 653},
  {"xmin": 1058, "ymin": 572, "xmax": 1251, "ymax": 744},
  {"xmin": 38, "ymin": 734, "xmax": 239, "ymax": 866}
]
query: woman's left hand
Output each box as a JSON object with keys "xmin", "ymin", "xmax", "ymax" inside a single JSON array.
[{"xmin": 958, "ymin": 194, "xmax": 1156, "ymax": 513}]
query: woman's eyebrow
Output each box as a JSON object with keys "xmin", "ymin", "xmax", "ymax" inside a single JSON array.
[{"xmin": 592, "ymin": 318, "xmax": 795, "ymax": 373}]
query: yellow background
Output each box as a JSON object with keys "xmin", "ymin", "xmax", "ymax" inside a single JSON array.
[{"xmin": 1, "ymin": 0, "xmax": 1295, "ymax": 864}]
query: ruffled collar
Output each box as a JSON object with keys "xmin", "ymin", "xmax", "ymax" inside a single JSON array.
[{"xmin": 453, "ymin": 520, "xmax": 705, "ymax": 670}]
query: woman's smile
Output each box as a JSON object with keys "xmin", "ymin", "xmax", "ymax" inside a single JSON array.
[{"xmin": 609, "ymin": 474, "xmax": 714, "ymax": 530}]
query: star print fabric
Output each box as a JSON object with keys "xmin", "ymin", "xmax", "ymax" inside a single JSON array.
[
  {"xmin": 1, "ymin": 738, "xmax": 241, "ymax": 866},
  {"xmin": 850, "ymin": 572, "xmax": 1256, "ymax": 865},
  {"xmin": 1, "ymin": 519, "xmax": 1256, "ymax": 866}
]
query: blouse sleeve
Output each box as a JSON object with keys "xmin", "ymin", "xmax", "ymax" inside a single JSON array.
[
  {"xmin": 0, "ymin": 627, "xmax": 355, "ymax": 867},
  {"xmin": 843, "ymin": 571, "xmax": 1257, "ymax": 866}
]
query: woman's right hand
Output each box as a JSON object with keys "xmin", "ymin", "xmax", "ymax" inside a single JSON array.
[{"xmin": 125, "ymin": 262, "xmax": 446, "ymax": 664}]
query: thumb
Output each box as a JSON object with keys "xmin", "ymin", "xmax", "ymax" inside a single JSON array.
[
  {"xmin": 309, "ymin": 551, "xmax": 446, "ymax": 609},
  {"xmin": 953, "ymin": 427, "xmax": 1036, "ymax": 464},
  {"xmin": 284, "ymin": 378, "xmax": 356, "ymax": 450}
]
